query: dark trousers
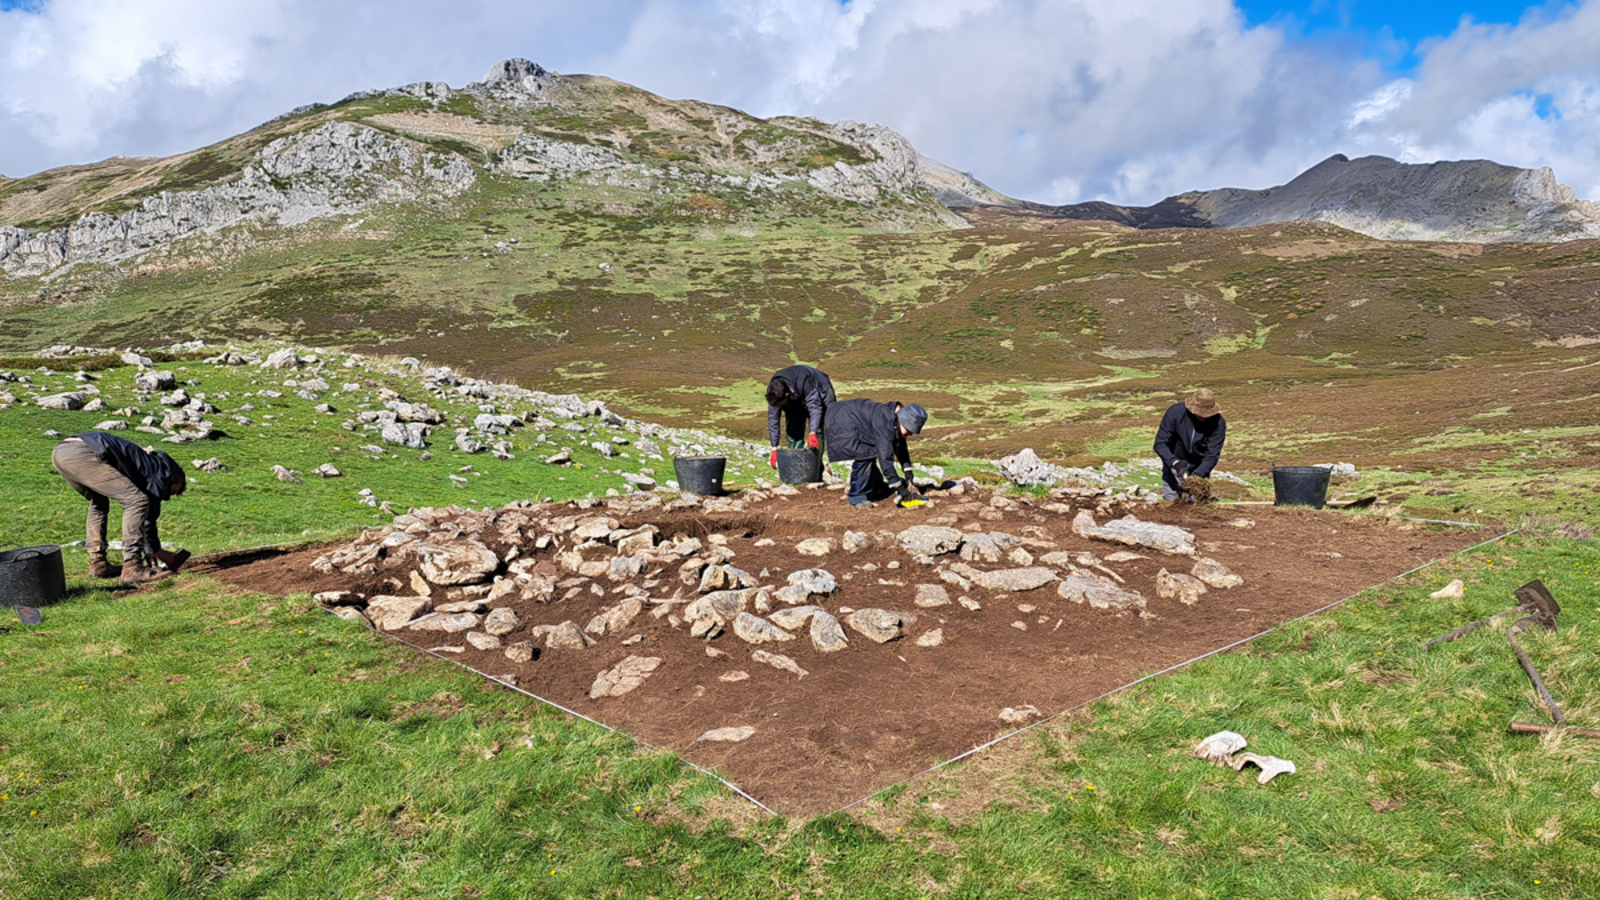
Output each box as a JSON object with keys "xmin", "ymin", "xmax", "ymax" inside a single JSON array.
[{"xmin": 847, "ymin": 459, "xmax": 894, "ymax": 503}]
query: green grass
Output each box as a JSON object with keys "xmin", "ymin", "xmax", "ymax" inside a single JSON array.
[{"xmin": 5, "ymin": 522, "xmax": 1597, "ymax": 897}]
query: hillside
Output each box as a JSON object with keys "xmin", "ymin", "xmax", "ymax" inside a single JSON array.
[{"xmin": 1, "ymin": 59, "xmax": 1599, "ymax": 490}]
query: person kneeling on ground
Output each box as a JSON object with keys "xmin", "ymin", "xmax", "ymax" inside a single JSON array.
[
  {"xmin": 1153, "ymin": 388, "xmax": 1227, "ymax": 502},
  {"xmin": 824, "ymin": 399, "xmax": 927, "ymax": 506},
  {"xmin": 765, "ymin": 364, "xmax": 836, "ymax": 467},
  {"xmin": 51, "ymin": 431, "xmax": 190, "ymax": 585}
]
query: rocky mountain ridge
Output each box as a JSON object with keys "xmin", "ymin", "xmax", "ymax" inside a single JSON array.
[
  {"xmin": 1029, "ymin": 154, "xmax": 1600, "ymax": 243},
  {"xmin": 0, "ymin": 59, "xmax": 1012, "ymax": 280}
]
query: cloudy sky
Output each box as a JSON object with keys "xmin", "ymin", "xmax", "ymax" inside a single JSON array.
[{"xmin": 2, "ymin": 0, "xmax": 1596, "ymax": 206}]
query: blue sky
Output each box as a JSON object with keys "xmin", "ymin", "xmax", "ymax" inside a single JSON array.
[
  {"xmin": 1236, "ymin": 1, "xmax": 1557, "ymax": 67},
  {"xmin": 1, "ymin": 1, "xmax": 1598, "ymax": 205}
]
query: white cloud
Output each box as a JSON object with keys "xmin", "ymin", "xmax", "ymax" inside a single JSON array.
[{"xmin": 1, "ymin": 0, "xmax": 1598, "ymax": 209}]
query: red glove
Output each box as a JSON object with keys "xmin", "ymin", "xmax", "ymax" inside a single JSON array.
[
  {"xmin": 805, "ymin": 432, "xmax": 820, "ymax": 449},
  {"xmin": 769, "ymin": 449, "xmax": 778, "ymax": 467}
]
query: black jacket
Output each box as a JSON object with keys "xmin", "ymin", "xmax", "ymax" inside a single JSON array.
[
  {"xmin": 768, "ymin": 365, "xmax": 836, "ymax": 446},
  {"xmin": 825, "ymin": 399, "xmax": 911, "ymax": 485},
  {"xmin": 1153, "ymin": 403, "xmax": 1226, "ymax": 480},
  {"xmin": 77, "ymin": 431, "xmax": 185, "ymax": 501}
]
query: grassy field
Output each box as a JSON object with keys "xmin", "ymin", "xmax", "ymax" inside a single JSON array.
[{"xmin": 3, "ymin": 349, "xmax": 1599, "ymax": 898}]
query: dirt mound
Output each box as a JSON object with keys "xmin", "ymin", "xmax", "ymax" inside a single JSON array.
[{"xmin": 195, "ymin": 484, "xmax": 1487, "ymax": 816}]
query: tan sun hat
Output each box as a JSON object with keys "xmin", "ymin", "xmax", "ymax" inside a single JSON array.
[{"xmin": 1185, "ymin": 389, "xmax": 1221, "ymax": 418}]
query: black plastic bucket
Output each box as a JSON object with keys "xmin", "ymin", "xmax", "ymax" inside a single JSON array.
[
  {"xmin": 1272, "ymin": 466, "xmax": 1331, "ymax": 509},
  {"xmin": 775, "ymin": 448, "xmax": 823, "ymax": 485},
  {"xmin": 673, "ymin": 456, "xmax": 726, "ymax": 495},
  {"xmin": 0, "ymin": 543, "xmax": 67, "ymax": 609}
]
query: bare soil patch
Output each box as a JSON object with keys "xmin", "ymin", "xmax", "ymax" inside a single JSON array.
[{"xmin": 194, "ymin": 489, "xmax": 1486, "ymax": 817}]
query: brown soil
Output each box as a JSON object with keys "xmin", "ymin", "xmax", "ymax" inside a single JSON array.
[{"xmin": 193, "ymin": 489, "xmax": 1488, "ymax": 817}]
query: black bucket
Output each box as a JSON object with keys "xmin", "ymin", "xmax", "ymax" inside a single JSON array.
[
  {"xmin": 1272, "ymin": 466, "xmax": 1331, "ymax": 509},
  {"xmin": 0, "ymin": 543, "xmax": 67, "ymax": 609},
  {"xmin": 673, "ymin": 456, "xmax": 726, "ymax": 495},
  {"xmin": 775, "ymin": 448, "xmax": 823, "ymax": 485}
]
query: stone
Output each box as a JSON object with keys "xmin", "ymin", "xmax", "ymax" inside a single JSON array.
[
  {"xmin": 683, "ymin": 589, "xmax": 751, "ymax": 631},
  {"xmin": 313, "ymin": 590, "xmax": 359, "ymax": 606},
  {"xmin": 751, "ymin": 650, "xmax": 808, "ymax": 678},
  {"xmin": 774, "ymin": 584, "xmax": 813, "ymax": 606},
  {"xmin": 1072, "ymin": 511, "xmax": 1197, "ymax": 556},
  {"xmin": 1057, "ymin": 574, "xmax": 1147, "ymax": 611},
  {"xmin": 719, "ymin": 670, "xmax": 749, "ymax": 683},
  {"xmin": 419, "ymin": 540, "xmax": 500, "ymax": 586},
  {"xmin": 896, "ymin": 525, "xmax": 965, "ymax": 557},
  {"xmin": 916, "ymin": 628, "xmax": 944, "ymax": 647},
  {"xmin": 314, "ymin": 463, "xmax": 341, "ymax": 478},
  {"xmin": 1191, "ymin": 557, "xmax": 1244, "ymax": 588},
  {"xmin": 466, "ymin": 632, "xmax": 502, "ymax": 651},
  {"xmin": 957, "ymin": 565, "xmax": 1058, "ymax": 593},
  {"xmin": 366, "ymin": 595, "xmax": 432, "ymax": 630},
  {"xmin": 795, "ymin": 538, "xmax": 835, "ymax": 556},
  {"xmin": 407, "ymin": 612, "xmax": 481, "ymax": 633},
  {"xmin": 505, "ymin": 642, "xmax": 535, "ymax": 663},
  {"xmin": 608, "ymin": 554, "xmax": 647, "ymax": 580},
  {"xmin": 483, "ymin": 607, "xmax": 519, "ymax": 635},
  {"xmin": 37, "ymin": 392, "xmax": 87, "ymax": 410},
  {"xmin": 1429, "ymin": 579, "xmax": 1465, "ymax": 599},
  {"xmin": 959, "ymin": 533, "xmax": 1002, "ymax": 563},
  {"xmin": 698, "ymin": 726, "xmax": 757, "ymax": 742},
  {"xmin": 995, "ymin": 448, "xmax": 1070, "ymax": 487},
  {"xmin": 545, "ymin": 621, "xmax": 589, "ymax": 650},
  {"xmin": 133, "ymin": 370, "xmax": 177, "ymax": 391},
  {"xmin": 732, "ymin": 612, "xmax": 795, "ymax": 644},
  {"xmin": 1156, "ymin": 569, "xmax": 1208, "ymax": 606},
  {"xmin": 768, "ymin": 606, "xmax": 821, "ymax": 630},
  {"xmin": 786, "ymin": 568, "xmax": 838, "ymax": 595},
  {"xmin": 585, "ymin": 597, "xmax": 643, "ymax": 637},
  {"xmin": 846, "ymin": 608, "xmax": 909, "ymax": 643},
  {"xmin": 1008, "ymin": 548, "xmax": 1034, "ymax": 566},
  {"xmin": 261, "ymin": 348, "xmax": 301, "ymax": 370},
  {"xmin": 841, "ymin": 531, "xmax": 869, "ymax": 552},
  {"xmin": 999, "ymin": 705, "xmax": 1042, "ymax": 724},
  {"xmin": 914, "ymin": 584, "xmax": 951, "ymax": 607},
  {"xmin": 590, "ymin": 655, "xmax": 662, "ymax": 699},
  {"xmin": 810, "ymin": 611, "xmax": 849, "ymax": 652}
]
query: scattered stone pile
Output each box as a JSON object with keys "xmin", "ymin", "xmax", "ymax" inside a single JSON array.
[{"xmin": 309, "ymin": 487, "xmax": 1246, "ymax": 706}]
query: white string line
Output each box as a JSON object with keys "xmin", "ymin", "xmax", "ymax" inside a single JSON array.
[{"xmin": 833, "ymin": 527, "xmax": 1518, "ymax": 815}]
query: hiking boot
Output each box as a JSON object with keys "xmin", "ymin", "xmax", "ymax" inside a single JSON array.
[
  {"xmin": 119, "ymin": 557, "xmax": 169, "ymax": 586},
  {"xmin": 88, "ymin": 547, "xmax": 118, "ymax": 579}
]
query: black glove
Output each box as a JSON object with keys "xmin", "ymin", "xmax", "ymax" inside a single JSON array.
[
  {"xmin": 895, "ymin": 482, "xmax": 915, "ymax": 501},
  {"xmin": 1172, "ymin": 461, "xmax": 1190, "ymax": 480}
]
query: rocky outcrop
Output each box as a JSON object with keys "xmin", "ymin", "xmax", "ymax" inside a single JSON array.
[
  {"xmin": 1, "ymin": 122, "xmax": 475, "ymax": 278},
  {"xmin": 1032, "ymin": 153, "xmax": 1600, "ymax": 243}
]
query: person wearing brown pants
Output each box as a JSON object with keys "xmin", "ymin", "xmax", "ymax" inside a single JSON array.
[{"xmin": 51, "ymin": 432, "xmax": 189, "ymax": 585}]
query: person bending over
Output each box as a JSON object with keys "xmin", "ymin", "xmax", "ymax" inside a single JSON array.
[
  {"xmin": 1154, "ymin": 389, "xmax": 1226, "ymax": 502},
  {"xmin": 52, "ymin": 431, "xmax": 190, "ymax": 585},
  {"xmin": 825, "ymin": 399, "xmax": 927, "ymax": 506}
]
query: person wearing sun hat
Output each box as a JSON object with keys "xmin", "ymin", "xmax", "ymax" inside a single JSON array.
[
  {"xmin": 824, "ymin": 399, "xmax": 928, "ymax": 506},
  {"xmin": 1153, "ymin": 388, "xmax": 1227, "ymax": 501}
]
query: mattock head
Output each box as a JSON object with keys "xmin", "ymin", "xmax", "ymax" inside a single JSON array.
[{"xmin": 1513, "ymin": 580, "xmax": 1560, "ymax": 619}]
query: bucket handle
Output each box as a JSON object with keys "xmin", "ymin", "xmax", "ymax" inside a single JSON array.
[{"xmin": 0, "ymin": 542, "xmax": 53, "ymax": 561}]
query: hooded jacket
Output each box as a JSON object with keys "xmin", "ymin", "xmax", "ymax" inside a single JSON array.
[
  {"xmin": 767, "ymin": 365, "xmax": 836, "ymax": 446},
  {"xmin": 825, "ymin": 398, "xmax": 911, "ymax": 486}
]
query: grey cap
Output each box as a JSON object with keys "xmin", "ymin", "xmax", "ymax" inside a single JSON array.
[{"xmin": 897, "ymin": 402, "xmax": 928, "ymax": 434}]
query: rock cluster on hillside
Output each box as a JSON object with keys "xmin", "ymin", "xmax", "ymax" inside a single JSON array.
[{"xmin": 308, "ymin": 486, "xmax": 1245, "ymax": 701}]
